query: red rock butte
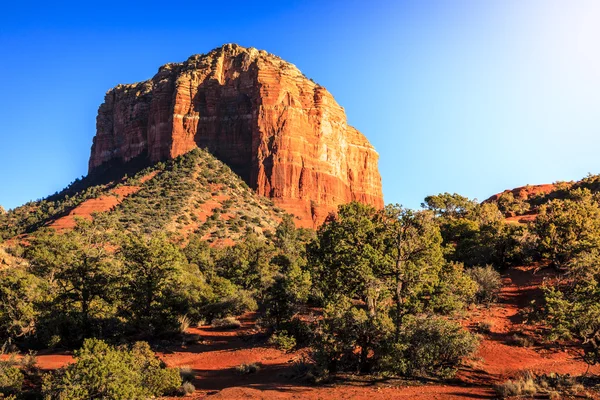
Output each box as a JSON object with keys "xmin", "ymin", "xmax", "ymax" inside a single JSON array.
[{"xmin": 89, "ymin": 44, "xmax": 383, "ymax": 227}]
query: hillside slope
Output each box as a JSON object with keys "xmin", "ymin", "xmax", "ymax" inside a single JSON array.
[{"xmin": 0, "ymin": 149, "xmax": 286, "ymax": 245}]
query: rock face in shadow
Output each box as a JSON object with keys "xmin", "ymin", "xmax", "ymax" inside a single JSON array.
[{"xmin": 89, "ymin": 44, "xmax": 383, "ymax": 226}]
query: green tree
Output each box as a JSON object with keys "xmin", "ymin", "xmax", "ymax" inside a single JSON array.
[
  {"xmin": 421, "ymin": 193, "xmax": 477, "ymax": 219},
  {"xmin": 120, "ymin": 233, "xmax": 188, "ymax": 333},
  {"xmin": 382, "ymin": 205, "xmax": 445, "ymax": 340},
  {"xmin": 533, "ymin": 189, "xmax": 600, "ymax": 269},
  {"xmin": 26, "ymin": 221, "xmax": 119, "ymax": 339},
  {"xmin": 0, "ymin": 267, "xmax": 46, "ymax": 341},
  {"xmin": 310, "ymin": 202, "xmax": 387, "ymax": 310},
  {"xmin": 216, "ymin": 234, "xmax": 276, "ymax": 292}
]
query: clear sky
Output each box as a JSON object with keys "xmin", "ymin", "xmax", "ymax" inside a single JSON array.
[{"xmin": 1, "ymin": 0, "xmax": 599, "ymax": 210}]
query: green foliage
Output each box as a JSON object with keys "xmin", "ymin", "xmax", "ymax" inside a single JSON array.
[
  {"xmin": 268, "ymin": 330, "xmax": 297, "ymax": 352},
  {"xmin": 313, "ymin": 298, "xmax": 393, "ymax": 374},
  {"xmin": 0, "ymin": 267, "xmax": 46, "ymax": 341},
  {"xmin": 467, "ymin": 265, "xmax": 502, "ymax": 304},
  {"xmin": 264, "ymin": 263, "xmax": 311, "ymax": 329},
  {"xmin": 0, "ymin": 360, "xmax": 23, "ymax": 396},
  {"xmin": 201, "ymin": 287, "xmax": 257, "ymax": 321},
  {"xmin": 496, "ymin": 192, "xmax": 531, "ymax": 217},
  {"xmin": 215, "ymin": 234, "xmax": 276, "ymax": 291},
  {"xmin": 119, "ymin": 233, "xmax": 189, "ymax": 334},
  {"xmin": 310, "ymin": 202, "xmax": 388, "ymax": 304},
  {"xmin": 25, "ymin": 223, "xmax": 121, "ymax": 345},
  {"xmin": 422, "ymin": 193, "xmax": 477, "ymax": 219},
  {"xmin": 42, "ymin": 339, "xmax": 181, "ymax": 400},
  {"xmin": 533, "ymin": 189, "xmax": 600, "ymax": 269},
  {"xmin": 428, "ymin": 262, "xmax": 477, "ymax": 314},
  {"xmin": 532, "ymin": 192, "xmax": 600, "ymax": 366},
  {"xmin": 310, "ymin": 202, "xmax": 476, "ymax": 376}
]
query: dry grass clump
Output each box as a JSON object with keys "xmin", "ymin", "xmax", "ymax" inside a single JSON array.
[
  {"xmin": 177, "ymin": 315, "xmax": 191, "ymax": 333},
  {"xmin": 179, "ymin": 381, "xmax": 195, "ymax": 395},
  {"xmin": 495, "ymin": 371, "xmax": 588, "ymax": 398},
  {"xmin": 235, "ymin": 362, "xmax": 261, "ymax": 374},
  {"xmin": 476, "ymin": 321, "xmax": 493, "ymax": 334},
  {"xmin": 495, "ymin": 373, "xmax": 537, "ymax": 398},
  {"xmin": 211, "ymin": 317, "xmax": 242, "ymax": 329},
  {"xmin": 511, "ymin": 333, "xmax": 534, "ymax": 348}
]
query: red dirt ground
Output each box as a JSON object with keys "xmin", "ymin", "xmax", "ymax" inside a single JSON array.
[
  {"xmin": 26, "ymin": 265, "xmax": 600, "ymax": 399},
  {"xmin": 505, "ymin": 213, "xmax": 538, "ymax": 225}
]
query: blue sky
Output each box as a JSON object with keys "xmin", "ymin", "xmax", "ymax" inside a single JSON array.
[{"xmin": 1, "ymin": 0, "xmax": 599, "ymax": 210}]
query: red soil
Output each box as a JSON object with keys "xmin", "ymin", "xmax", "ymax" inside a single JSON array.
[
  {"xmin": 25, "ymin": 265, "xmax": 600, "ymax": 399},
  {"xmin": 505, "ymin": 214, "xmax": 537, "ymax": 225}
]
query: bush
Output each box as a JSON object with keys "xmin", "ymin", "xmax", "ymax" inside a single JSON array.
[
  {"xmin": 42, "ymin": 339, "xmax": 181, "ymax": 400},
  {"xmin": 467, "ymin": 265, "xmax": 502, "ymax": 304},
  {"xmin": 179, "ymin": 381, "xmax": 195, "ymax": 395},
  {"xmin": 495, "ymin": 374, "xmax": 537, "ymax": 398},
  {"xmin": 378, "ymin": 316, "xmax": 479, "ymax": 378},
  {"xmin": 268, "ymin": 330, "xmax": 297, "ymax": 352},
  {"xmin": 0, "ymin": 360, "xmax": 23, "ymax": 396},
  {"xmin": 211, "ymin": 317, "xmax": 242, "ymax": 330},
  {"xmin": 495, "ymin": 379, "xmax": 525, "ymax": 398}
]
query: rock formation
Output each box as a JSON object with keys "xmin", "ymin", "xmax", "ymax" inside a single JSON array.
[
  {"xmin": 485, "ymin": 184, "xmax": 559, "ymax": 203},
  {"xmin": 89, "ymin": 44, "xmax": 383, "ymax": 226}
]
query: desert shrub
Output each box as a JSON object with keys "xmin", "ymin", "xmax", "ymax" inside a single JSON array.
[
  {"xmin": 42, "ymin": 339, "xmax": 181, "ymax": 400},
  {"xmin": 467, "ymin": 265, "xmax": 502, "ymax": 304},
  {"xmin": 268, "ymin": 330, "xmax": 297, "ymax": 352},
  {"xmin": 495, "ymin": 379, "xmax": 525, "ymax": 398},
  {"xmin": 494, "ymin": 371, "xmax": 588, "ymax": 398},
  {"xmin": 313, "ymin": 299, "xmax": 393, "ymax": 375},
  {"xmin": 0, "ymin": 360, "xmax": 23, "ymax": 396},
  {"xmin": 211, "ymin": 317, "xmax": 241, "ymax": 330},
  {"xmin": 235, "ymin": 363, "xmax": 261, "ymax": 374},
  {"xmin": 495, "ymin": 371, "xmax": 540, "ymax": 398},
  {"xmin": 378, "ymin": 316, "xmax": 479, "ymax": 378}
]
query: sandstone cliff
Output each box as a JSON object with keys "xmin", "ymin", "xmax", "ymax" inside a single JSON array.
[{"xmin": 89, "ymin": 44, "xmax": 383, "ymax": 226}]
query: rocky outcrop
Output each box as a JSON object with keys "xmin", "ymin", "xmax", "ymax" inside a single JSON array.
[{"xmin": 89, "ymin": 44, "xmax": 383, "ymax": 226}]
